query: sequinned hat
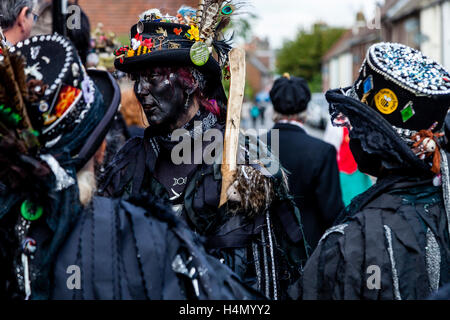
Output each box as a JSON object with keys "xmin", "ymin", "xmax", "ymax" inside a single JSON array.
[
  {"xmin": 349, "ymin": 42, "xmax": 450, "ymax": 132},
  {"xmin": 7, "ymin": 34, "xmax": 121, "ymax": 169},
  {"xmin": 326, "ymin": 43, "xmax": 450, "ymax": 176},
  {"xmin": 114, "ymin": 1, "xmax": 237, "ymax": 96}
]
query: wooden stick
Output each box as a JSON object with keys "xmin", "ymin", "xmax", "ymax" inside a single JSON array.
[{"xmin": 219, "ymin": 47, "xmax": 246, "ymax": 207}]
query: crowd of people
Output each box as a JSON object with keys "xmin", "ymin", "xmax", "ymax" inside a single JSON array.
[{"xmin": 0, "ymin": 0, "xmax": 450, "ymax": 301}]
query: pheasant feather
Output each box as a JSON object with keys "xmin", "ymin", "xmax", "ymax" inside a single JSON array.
[
  {"xmin": 0, "ymin": 45, "xmax": 33, "ymax": 130},
  {"xmin": 197, "ymin": 0, "xmax": 226, "ymax": 44}
]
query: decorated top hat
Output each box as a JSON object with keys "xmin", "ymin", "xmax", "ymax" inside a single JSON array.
[
  {"xmin": 5, "ymin": 34, "xmax": 121, "ymax": 170},
  {"xmin": 350, "ymin": 43, "xmax": 450, "ymax": 132},
  {"xmin": 326, "ymin": 42, "xmax": 450, "ymax": 176},
  {"xmin": 113, "ymin": 3, "xmax": 236, "ymax": 98}
]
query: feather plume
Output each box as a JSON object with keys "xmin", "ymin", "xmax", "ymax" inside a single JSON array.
[
  {"xmin": 0, "ymin": 45, "xmax": 33, "ymax": 130},
  {"xmin": 197, "ymin": 0, "xmax": 226, "ymax": 44}
]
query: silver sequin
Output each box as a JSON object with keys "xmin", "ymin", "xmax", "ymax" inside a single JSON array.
[
  {"xmin": 384, "ymin": 225, "xmax": 402, "ymax": 300},
  {"xmin": 319, "ymin": 224, "xmax": 348, "ymax": 245},
  {"xmin": 440, "ymin": 150, "xmax": 450, "ymax": 237},
  {"xmin": 261, "ymin": 229, "xmax": 270, "ymax": 298},
  {"xmin": 40, "ymin": 154, "xmax": 75, "ymax": 191},
  {"xmin": 252, "ymin": 242, "xmax": 262, "ymax": 292},
  {"xmin": 266, "ymin": 212, "xmax": 278, "ymax": 300},
  {"xmin": 425, "ymin": 228, "xmax": 441, "ymax": 293},
  {"xmin": 172, "ymin": 254, "xmax": 189, "ymax": 275}
]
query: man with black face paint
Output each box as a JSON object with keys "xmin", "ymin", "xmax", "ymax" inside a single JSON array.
[
  {"xmin": 134, "ymin": 69, "xmax": 200, "ymax": 134},
  {"xmin": 100, "ymin": 5, "xmax": 308, "ymax": 300},
  {"xmin": 302, "ymin": 43, "xmax": 450, "ymax": 300}
]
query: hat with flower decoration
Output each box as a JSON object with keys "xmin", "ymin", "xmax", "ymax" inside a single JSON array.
[
  {"xmin": 0, "ymin": 34, "xmax": 121, "ymax": 300},
  {"xmin": 327, "ymin": 42, "xmax": 450, "ymax": 177},
  {"xmin": 113, "ymin": 1, "xmax": 237, "ymax": 97},
  {"xmin": 3, "ymin": 34, "xmax": 121, "ymax": 171}
]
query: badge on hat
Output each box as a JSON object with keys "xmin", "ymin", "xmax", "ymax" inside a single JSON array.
[
  {"xmin": 374, "ymin": 88, "xmax": 398, "ymax": 115},
  {"xmin": 190, "ymin": 41, "xmax": 210, "ymax": 66},
  {"xmin": 400, "ymin": 101, "xmax": 415, "ymax": 123}
]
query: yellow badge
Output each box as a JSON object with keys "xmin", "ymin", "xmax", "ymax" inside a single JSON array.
[{"xmin": 374, "ymin": 89, "xmax": 398, "ymax": 114}]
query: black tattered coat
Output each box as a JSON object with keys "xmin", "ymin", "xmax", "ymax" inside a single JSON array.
[
  {"xmin": 302, "ymin": 177, "xmax": 450, "ymax": 300},
  {"xmin": 99, "ymin": 128, "xmax": 308, "ymax": 300}
]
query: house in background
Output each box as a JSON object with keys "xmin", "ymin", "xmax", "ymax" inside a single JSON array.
[
  {"xmin": 381, "ymin": 0, "xmax": 450, "ymax": 67},
  {"xmin": 322, "ymin": 12, "xmax": 381, "ymax": 92},
  {"xmin": 244, "ymin": 37, "xmax": 275, "ymax": 97},
  {"xmin": 77, "ymin": 0, "xmax": 198, "ymax": 36},
  {"xmin": 37, "ymin": 0, "xmax": 198, "ymax": 36},
  {"xmin": 322, "ymin": 0, "xmax": 450, "ymax": 92}
]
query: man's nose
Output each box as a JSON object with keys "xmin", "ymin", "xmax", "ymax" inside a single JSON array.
[{"xmin": 135, "ymin": 81, "xmax": 148, "ymax": 96}]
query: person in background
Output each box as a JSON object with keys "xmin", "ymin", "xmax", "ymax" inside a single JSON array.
[
  {"xmin": 32, "ymin": 1, "xmax": 91, "ymax": 66},
  {"xmin": 0, "ymin": 0, "xmax": 37, "ymax": 46},
  {"xmin": 100, "ymin": 5, "xmax": 308, "ymax": 300},
  {"xmin": 266, "ymin": 73, "xmax": 344, "ymax": 251},
  {"xmin": 250, "ymin": 102, "xmax": 260, "ymax": 127},
  {"xmin": 323, "ymin": 124, "xmax": 373, "ymax": 206},
  {"xmin": 120, "ymin": 89, "xmax": 146, "ymax": 137},
  {"xmin": 0, "ymin": 33, "xmax": 260, "ymax": 301}
]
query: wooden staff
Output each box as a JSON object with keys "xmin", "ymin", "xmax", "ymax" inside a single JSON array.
[{"xmin": 219, "ymin": 47, "xmax": 246, "ymax": 207}]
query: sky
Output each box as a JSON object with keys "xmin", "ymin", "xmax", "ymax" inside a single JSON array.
[{"xmin": 247, "ymin": 0, "xmax": 383, "ymax": 49}]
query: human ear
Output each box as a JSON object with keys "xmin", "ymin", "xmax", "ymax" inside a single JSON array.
[{"xmin": 17, "ymin": 7, "xmax": 30, "ymax": 33}]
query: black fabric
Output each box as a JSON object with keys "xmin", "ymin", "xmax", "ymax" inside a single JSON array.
[
  {"xmin": 430, "ymin": 283, "xmax": 450, "ymax": 300},
  {"xmin": 51, "ymin": 195, "xmax": 263, "ymax": 300},
  {"xmin": 266, "ymin": 123, "xmax": 344, "ymax": 251},
  {"xmin": 0, "ymin": 37, "xmax": 120, "ymax": 300},
  {"xmin": 74, "ymin": 69, "xmax": 121, "ymax": 171},
  {"xmin": 302, "ymin": 176, "xmax": 450, "ymax": 300},
  {"xmin": 0, "ymin": 152, "xmax": 83, "ymax": 300},
  {"xmin": 99, "ymin": 127, "xmax": 308, "ymax": 300},
  {"xmin": 269, "ymin": 77, "xmax": 311, "ymax": 115}
]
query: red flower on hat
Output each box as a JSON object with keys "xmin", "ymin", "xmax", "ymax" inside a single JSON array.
[
  {"xmin": 173, "ymin": 28, "xmax": 183, "ymax": 36},
  {"xmin": 134, "ymin": 33, "xmax": 143, "ymax": 42},
  {"xmin": 143, "ymin": 38, "xmax": 154, "ymax": 49}
]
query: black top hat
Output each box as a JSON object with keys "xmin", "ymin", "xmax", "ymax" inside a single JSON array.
[
  {"xmin": 113, "ymin": 4, "xmax": 235, "ymax": 98},
  {"xmin": 270, "ymin": 74, "xmax": 311, "ymax": 115},
  {"xmin": 326, "ymin": 43, "xmax": 450, "ymax": 176},
  {"xmin": 350, "ymin": 42, "xmax": 450, "ymax": 132},
  {"xmin": 8, "ymin": 34, "xmax": 121, "ymax": 169}
]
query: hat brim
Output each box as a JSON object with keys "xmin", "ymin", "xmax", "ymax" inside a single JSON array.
[
  {"xmin": 115, "ymin": 49, "xmax": 222, "ymax": 90},
  {"xmin": 74, "ymin": 69, "xmax": 121, "ymax": 170},
  {"xmin": 326, "ymin": 87, "xmax": 430, "ymax": 173}
]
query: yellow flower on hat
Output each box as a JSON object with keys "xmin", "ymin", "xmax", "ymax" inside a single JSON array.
[
  {"xmin": 127, "ymin": 49, "xmax": 135, "ymax": 57},
  {"xmin": 186, "ymin": 25, "xmax": 200, "ymax": 42}
]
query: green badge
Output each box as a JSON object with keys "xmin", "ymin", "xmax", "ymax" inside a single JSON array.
[
  {"xmin": 401, "ymin": 101, "xmax": 415, "ymax": 123},
  {"xmin": 21, "ymin": 200, "xmax": 43, "ymax": 221},
  {"xmin": 190, "ymin": 42, "xmax": 210, "ymax": 66}
]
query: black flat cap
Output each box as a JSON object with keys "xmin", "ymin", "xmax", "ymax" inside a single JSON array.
[{"xmin": 270, "ymin": 74, "xmax": 311, "ymax": 115}]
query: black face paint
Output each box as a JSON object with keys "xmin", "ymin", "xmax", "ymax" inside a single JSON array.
[{"xmin": 133, "ymin": 70, "xmax": 186, "ymax": 131}]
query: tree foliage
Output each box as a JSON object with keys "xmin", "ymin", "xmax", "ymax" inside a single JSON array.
[{"xmin": 276, "ymin": 24, "xmax": 346, "ymax": 92}]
